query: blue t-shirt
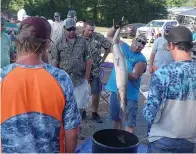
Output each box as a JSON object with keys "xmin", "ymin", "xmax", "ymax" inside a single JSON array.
[
  {"xmin": 105, "ymin": 42, "xmax": 146, "ymax": 101},
  {"xmin": 193, "ymin": 32, "xmax": 196, "ymax": 41}
]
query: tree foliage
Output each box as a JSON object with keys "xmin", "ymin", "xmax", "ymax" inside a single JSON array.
[{"xmin": 1, "ymin": 0, "xmax": 179, "ymax": 26}]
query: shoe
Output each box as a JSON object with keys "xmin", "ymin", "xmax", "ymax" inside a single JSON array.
[
  {"xmin": 92, "ymin": 112, "xmax": 103, "ymax": 123},
  {"xmin": 81, "ymin": 111, "xmax": 86, "ymax": 120}
]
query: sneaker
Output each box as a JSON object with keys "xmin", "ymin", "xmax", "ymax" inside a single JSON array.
[
  {"xmin": 81, "ymin": 111, "xmax": 86, "ymax": 120},
  {"xmin": 92, "ymin": 112, "xmax": 103, "ymax": 123}
]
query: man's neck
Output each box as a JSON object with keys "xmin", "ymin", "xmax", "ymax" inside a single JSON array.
[
  {"xmin": 66, "ymin": 36, "xmax": 76, "ymax": 43},
  {"xmin": 16, "ymin": 52, "xmax": 44, "ymax": 65},
  {"xmin": 173, "ymin": 50, "xmax": 192, "ymax": 61},
  {"xmin": 55, "ymin": 20, "xmax": 61, "ymax": 23}
]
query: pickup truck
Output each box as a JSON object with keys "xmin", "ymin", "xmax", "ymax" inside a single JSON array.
[{"xmin": 137, "ymin": 19, "xmax": 179, "ymax": 42}]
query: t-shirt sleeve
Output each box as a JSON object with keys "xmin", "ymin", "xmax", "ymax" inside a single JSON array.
[
  {"xmin": 51, "ymin": 42, "xmax": 60, "ymax": 65},
  {"xmin": 99, "ymin": 34, "xmax": 112, "ymax": 50},
  {"xmin": 152, "ymin": 38, "xmax": 159, "ymax": 53},
  {"xmin": 58, "ymin": 71, "xmax": 81, "ymax": 130},
  {"xmin": 143, "ymin": 68, "xmax": 167, "ymax": 124}
]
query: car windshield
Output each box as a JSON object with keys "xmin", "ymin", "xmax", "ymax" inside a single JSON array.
[{"xmin": 146, "ymin": 21, "xmax": 165, "ymax": 27}]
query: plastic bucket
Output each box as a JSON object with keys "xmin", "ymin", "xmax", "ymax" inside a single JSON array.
[{"xmin": 92, "ymin": 129, "xmax": 139, "ymax": 153}]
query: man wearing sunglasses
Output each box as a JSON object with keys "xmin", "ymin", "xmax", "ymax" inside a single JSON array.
[
  {"xmin": 51, "ymin": 18, "xmax": 92, "ymax": 119},
  {"xmin": 149, "ymin": 25, "xmax": 174, "ymax": 73},
  {"xmin": 144, "ymin": 26, "xmax": 196, "ymax": 153},
  {"xmin": 106, "ymin": 24, "xmax": 147, "ymax": 133}
]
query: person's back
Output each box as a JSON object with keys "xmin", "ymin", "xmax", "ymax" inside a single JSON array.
[
  {"xmin": 144, "ymin": 26, "xmax": 196, "ymax": 153},
  {"xmin": 1, "ymin": 64, "xmax": 80, "ymax": 153},
  {"xmin": 147, "ymin": 61, "xmax": 196, "ymax": 140},
  {"xmin": 1, "ymin": 16, "xmax": 80, "ymax": 153}
]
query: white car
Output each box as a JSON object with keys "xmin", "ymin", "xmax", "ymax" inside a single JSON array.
[{"xmin": 137, "ymin": 19, "xmax": 179, "ymax": 42}]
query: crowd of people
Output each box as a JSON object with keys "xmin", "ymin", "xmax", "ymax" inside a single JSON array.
[{"xmin": 1, "ymin": 9, "xmax": 196, "ymax": 153}]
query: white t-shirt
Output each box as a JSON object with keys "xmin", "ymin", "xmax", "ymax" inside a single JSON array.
[{"xmin": 51, "ymin": 21, "xmax": 64, "ymax": 42}]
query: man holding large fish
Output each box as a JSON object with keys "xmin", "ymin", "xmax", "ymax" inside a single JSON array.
[{"xmin": 105, "ymin": 20, "xmax": 147, "ymax": 133}]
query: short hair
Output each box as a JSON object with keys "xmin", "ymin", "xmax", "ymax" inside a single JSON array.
[
  {"xmin": 173, "ymin": 42, "xmax": 193, "ymax": 52},
  {"xmin": 15, "ymin": 24, "xmax": 48, "ymax": 54},
  {"xmin": 85, "ymin": 20, "xmax": 95, "ymax": 27},
  {"xmin": 136, "ymin": 34, "xmax": 147, "ymax": 42}
]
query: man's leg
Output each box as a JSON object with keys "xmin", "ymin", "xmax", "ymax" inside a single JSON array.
[
  {"xmin": 125, "ymin": 100, "xmax": 138, "ymax": 134},
  {"xmin": 109, "ymin": 92, "xmax": 122, "ymax": 129},
  {"xmin": 91, "ymin": 77, "xmax": 103, "ymax": 123}
]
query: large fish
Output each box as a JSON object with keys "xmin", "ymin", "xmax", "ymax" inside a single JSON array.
[{"xmin": 112, "ymin": 17, "xmax": 128, "ymax": 113}]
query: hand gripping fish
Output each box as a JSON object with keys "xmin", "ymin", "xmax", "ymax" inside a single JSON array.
[{"xmin": 112, "ymin": 17, "xmax": 128, "ymax": 113}]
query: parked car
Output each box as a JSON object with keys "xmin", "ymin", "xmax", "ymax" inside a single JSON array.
[
  {"xmin": 120, "ymin": 23, "xmax": 146, "ymax": 38},
  {"xmin": 137, "ymin": 19, "xmax": 179, "ymax": 43}
]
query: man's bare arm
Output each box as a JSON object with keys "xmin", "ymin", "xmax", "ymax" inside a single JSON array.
[
  {"xmin": 84, "ymin": 59, "xmax": 92, "ymax": 80},
  {"xmin": 64, "ymin": 127, "xmax": 79, "ymax": 153},
  {"xmin": 149, "ymin": 52, "xmax": 156, "ymax": 74},
  {"xmin": 107, "ymin": 27, "xmax": 117, "ymax": 43},
  {"xmin": 128, "ymin": 62, "xmax": 146, "ymax": 81},
  {"xmin": 102, "ymin": 48, "xmax": 111, "ymax": 62}
]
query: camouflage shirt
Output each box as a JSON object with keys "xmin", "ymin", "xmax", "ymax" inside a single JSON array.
[
  {"xmin": 51, "ymin": 35, "xmax": 90, "ymax": 86},
  {"xmin": 83, "ymin": 32, "xmax": 111, "ymax": 78}
]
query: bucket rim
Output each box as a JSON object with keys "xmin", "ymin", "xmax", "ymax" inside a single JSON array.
[{"xmin": 92, "ymin": 129, "xmax": 140, "ymax": 150}]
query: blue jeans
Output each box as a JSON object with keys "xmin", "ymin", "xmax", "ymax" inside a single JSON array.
[
  {"xmin": 109, "ymin": 92, "xmax": 138, "ymax": 127},
  {"xmin": 148, "ymin": 137, "xmax": 195, "ymax": 153}
]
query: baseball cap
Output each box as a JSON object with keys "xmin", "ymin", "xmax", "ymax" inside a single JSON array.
[
  {"xmin": 63, "ymin": 18, "xmax": 76, "ymax": 29},
  {"xmin": 20, "ymin": 16, "xmax": 51, "ymax": 39},
  {"xmin": 165, "ymin": 26, "xmax": 193, "ymax": 43},
  {"xmin": 67, "ymin": 10, "xmax": 76, "ymax": 18},
  {"xmin": 54, "ymin": 12, "xmax": 60, "ymax": 17},
  {"xmin": 11, "ymin": 14, "xmax": 17, "ymax": 19}
]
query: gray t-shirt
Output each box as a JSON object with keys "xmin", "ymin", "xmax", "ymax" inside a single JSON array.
[{"xmin": 152, "ymin": 37, "xmax": 173, "ymax": 68}]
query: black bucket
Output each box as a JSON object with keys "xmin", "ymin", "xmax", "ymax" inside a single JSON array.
[{"xmin": 92, "ymin": 129, "xmax": 139, "ymax": 153}]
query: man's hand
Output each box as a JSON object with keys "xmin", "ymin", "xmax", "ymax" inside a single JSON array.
[
  {"xmin": 114, "ymin": 19, "xmax": 124, "ymax": 29},
  {"xmin": 149, "ymin": 65, "xmax": 153, "ymax": 74}
]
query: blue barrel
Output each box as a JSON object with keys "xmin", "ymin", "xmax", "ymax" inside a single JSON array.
[{"xmin": 92, "ymin": 129, "xmax": 139, "ymax": 153}]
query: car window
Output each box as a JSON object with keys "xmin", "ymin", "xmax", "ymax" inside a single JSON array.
[
  {"xmin": 146, "ymin": 21, "xmax": 165, "ymax": 27},
  {"xmin": 170, "ymin": 21, "xmax": 177, "ymax": 26},
  {"xmin": 164, "ymin": 22, "xmax": 171, "ymax": 28}
]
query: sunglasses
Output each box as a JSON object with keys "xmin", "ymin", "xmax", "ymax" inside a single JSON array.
[
  {"xmin": 54, "ymin": 16, "xmax": 59, "ymax": 18},
  {"xmin": 66, "ymin": 27, "xmax": 76, "ymax": 32},
  {"xmin": 136, "ymin": 38, "xmax": 146, "ymax": 45}
]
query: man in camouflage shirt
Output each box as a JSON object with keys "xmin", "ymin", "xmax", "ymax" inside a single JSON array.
[
  {"xmin": 52, "ymin": 18, "xmax": 92, "ymax": 117},
  {"xmin": 82, "ymin": 20, "xmax": 111, "ymax": 123}
]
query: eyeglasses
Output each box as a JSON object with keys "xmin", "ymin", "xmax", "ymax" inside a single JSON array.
[
  {"xmin": 136, "ymin": 38, "xmax": 146, "ymax": 45},
  {"xmin": 66, "ymin": 27, "xmax": 76, "ymax": 32},
  {"xmin": 54, "ymin": 16, "xmax": 59, "ymax": 18}
]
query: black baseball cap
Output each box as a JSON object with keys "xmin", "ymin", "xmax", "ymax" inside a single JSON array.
[{"xmin": 165, "ymin": 26, "xmax": 193, "ymax": 43}]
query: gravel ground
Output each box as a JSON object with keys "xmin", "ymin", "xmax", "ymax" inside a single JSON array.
[{"xmin": 78, "ymin": 92, "xmax": 148, "ymax": 145}]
